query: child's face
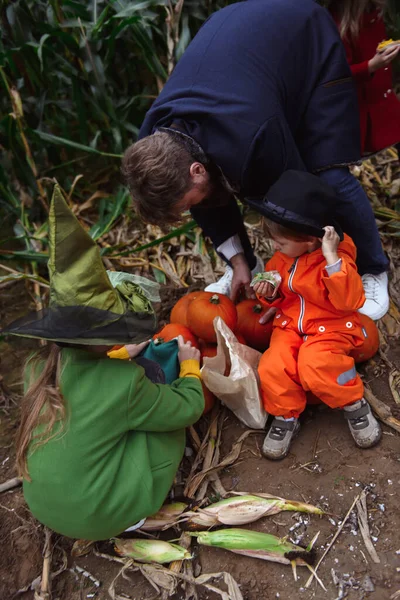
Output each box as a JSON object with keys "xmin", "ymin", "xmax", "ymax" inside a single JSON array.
[{"xmin": 271, "ymin": 235, "xmax": 319, "ymax": 258}]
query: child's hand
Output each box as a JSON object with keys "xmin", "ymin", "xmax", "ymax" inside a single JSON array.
[
  {"xmin": 321, "ymin": 226, "xmax": 340, "ymax": 265},
  {"xmin": 177, "ymin": 335, "xmax": 200, "ymax": 364},
  {"xmin": 253, "ymin": 281, "xmax": 276, "ymax": 298},
  {"xmin": 369, "ymin": 45, "xmax": 400, "ymax": 73},
  {"xmin": 125, "ymin": 340, "xmax": 150, "ymax": 359}
]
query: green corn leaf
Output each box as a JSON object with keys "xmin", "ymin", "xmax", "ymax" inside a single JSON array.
[
  {"xmin": 152, "ymin": 266, "xmax": 167, "ymax": 284},
  {"xmin": 0, "ymin": 272, "xmax": 49, "ymax": 286},
  {"xmin": 102, "ymin": 221, "xmax": 198, "ymax": 256},
  {"xmin": 33, "ymin": 130, "xmax": 123, "ymax": 158},
  {"xmin": 0, "ymin": 250, "xmax": 48, "ymax": 264}
]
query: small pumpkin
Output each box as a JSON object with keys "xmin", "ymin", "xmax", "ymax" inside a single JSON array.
[
  {"xmin": 199, "ymin": 340, "xmax": 218, "ymax": 361},
  {"xmin": 236, "ymin": 299, "xmax": 273, "ymax": 351},
  {"xmin": 153, "ymin": 323, "xmax": 199, "ymax": 348},
  {"xmin": 187, "ymin": 292, "xmax": 237, "ymax": 343},
  {"xmin": 202, "ymin": 382, "xmax": 216, "ymax": 414},
  {"xmin": 235, "ymin": 331, "xmax": 247, "ymax": 345},
  {"xmin": 350, "ymin": 314, "xmax": 379, "ymax": 363},
  {"xmin": 170, "ymin": 291, "xmax": 202, "ymax": 327}
]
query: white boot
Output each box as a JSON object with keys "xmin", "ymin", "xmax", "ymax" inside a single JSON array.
[
  {"xmin": 359, "ymin": 272, "xmax": 389, "ymax": 321},
  {"xmin": 205, "ymin": 255, "xmax": 265, "ymax": 296}
]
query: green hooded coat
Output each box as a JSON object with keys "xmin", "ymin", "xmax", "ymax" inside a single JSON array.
[{"xmin": 23, "ymin": 348, "xmax": 204, "ymax": 540}]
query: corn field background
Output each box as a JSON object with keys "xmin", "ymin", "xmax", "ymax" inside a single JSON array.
[
  {"xmin": 0, "ymin": 0, "xmax": 241, "ymax": 298},
  {"xmin": 1, "ymin": 0, "xmax": 400, "ymax": 300},
  {"xmin": 2, "ymin": 3, "xmax": 400, "ymax": 600}
]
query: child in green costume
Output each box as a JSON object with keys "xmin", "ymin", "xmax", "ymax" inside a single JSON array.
[{"xmin": 2, "ymin": 186, "xmax": 204, "ymax": 541}]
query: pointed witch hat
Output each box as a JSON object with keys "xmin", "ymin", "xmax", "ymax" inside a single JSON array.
[{"xmin": 2, "ymin": 185, "xmax": 157, "ymax": 345}]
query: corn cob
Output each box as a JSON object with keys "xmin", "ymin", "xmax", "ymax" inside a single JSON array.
[
  {"xmin": 377, "ymin": 39, "xmax": 400, "ymax": 52},
  {"xmin": 114, "ymin": 538, "xmax": 191, "ymax": 564},
  {"xmin": 186, "ymin": 494, "xmax": 323, "ymax": 529},
  {"xmin": 189, "ymin": 528, "xmax": 316, "ymax": 565},
  {"xmin": 140, "ymin": 502, "xmax": 188, "ymax": 531}
]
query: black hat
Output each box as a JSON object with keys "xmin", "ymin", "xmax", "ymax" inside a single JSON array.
[{"xmin": 246, "ymin": 170, "xmax": 344, "ymax": 241}]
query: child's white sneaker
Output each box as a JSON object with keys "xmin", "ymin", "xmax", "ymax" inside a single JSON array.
[
  {"xmin": 359, "ymin": 272, "xmax": 389, "ymax": 321},
  {"xmin": 343, "ymin": 399, "xmax": 381, "ymax": 448},
  {"xmin": 205, "ymin": 255, "xmax": 264, "ymax": 296},
  {"xmin": 262, "ymin": 416, "xmax": 300, "ymax": 460}
]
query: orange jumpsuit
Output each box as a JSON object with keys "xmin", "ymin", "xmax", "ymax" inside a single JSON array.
[{"xmin": 257, "ymin": 235, "xmax": 366, "ymax": 419}]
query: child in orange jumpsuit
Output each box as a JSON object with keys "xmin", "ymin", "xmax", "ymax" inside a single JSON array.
[{"xmin": 253, "ymin": 171, "xmax": 381, "ymax": 460}]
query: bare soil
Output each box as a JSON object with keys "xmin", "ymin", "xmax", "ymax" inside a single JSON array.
[{"xmin": 1, "ymin": 284, "xmax": 400, "ymax": 600}]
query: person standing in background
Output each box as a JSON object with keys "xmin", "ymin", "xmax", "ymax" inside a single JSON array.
[
  {"xmin": 123, "ymin": 0, "xmax": 390, "ymax": 320},
  {"xmin": 329, "ymin": 0, "xmax": 400, "ymax": 155}
]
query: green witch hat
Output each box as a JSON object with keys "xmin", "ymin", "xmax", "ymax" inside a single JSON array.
[{"xmin": 2, "ymin": 185, "xmax": 157, "ymax": 345}]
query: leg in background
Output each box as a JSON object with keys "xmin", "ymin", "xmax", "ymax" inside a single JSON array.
[
  {"xmin": 317, "ymin": 167, "xmax": 388, "ymax": 275},
  {"xmin": 318, "ymin": 167, "xmax": 389, "ymax": 320}
]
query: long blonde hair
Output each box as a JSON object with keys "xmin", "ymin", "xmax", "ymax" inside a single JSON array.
[
  {"xmin": 16, "ymin": 344, "xmax": 66, "ymax": 480},
  {"xmin": 330, "ymin": 0, "xmax": 387, "ymax": 39}
]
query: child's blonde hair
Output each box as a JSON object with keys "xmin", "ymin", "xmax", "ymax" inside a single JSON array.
[
  {"xmin": 16, "ymin": 344, "xmax": 66, "ymax": 480},
  {"xmin": 328, "ymin": 0, "xmax": 386, "ymax": 39},
  {"xmin": 263, "ymin": 218, "xmax": 314, "ymax": 242}
]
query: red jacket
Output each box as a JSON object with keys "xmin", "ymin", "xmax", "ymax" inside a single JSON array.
[{"xmin": 331, "ymin": 8, "xmax": 400, "ymax": 153}]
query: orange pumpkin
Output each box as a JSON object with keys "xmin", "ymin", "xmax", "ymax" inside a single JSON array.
[
  {"xmin": 202, "ymin": 382, "xmax": 216, "ymax": 414},
  {"xmin": 199, "ymin": 340, "xmax": 218, "ymax": 360},
  {"xmin": 170, "ymin": 291, "xmax": 202, "ymax": 327},
  {"xmin": 187, "ymin": 292, "xmax": 238, "ymax": 343},
  {"xmin": 153, "ymin": 323, "xmax": 199, "ymax": 348},
  {"xmin": 235, "ymin": 331, "xmax": 247, "ymax": 344},
  {"xmin": 350, "ymin": 314, "xmax": 379, "ymax": 363},
  {"xmin": 236, "ymin": 299, "xmax": 273, "ymax": 351}
]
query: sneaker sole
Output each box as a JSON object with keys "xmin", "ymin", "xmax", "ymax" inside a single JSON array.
[
  {"xmin": 358, "ymin": 299, "xmax": 389, "ymax": 321},
  {"xmin": 352, "ymin": 426, "xmax": 382, "ymax": 449}
]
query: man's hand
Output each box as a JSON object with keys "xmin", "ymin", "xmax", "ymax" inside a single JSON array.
[
  {"xmin": 369, "ymin": 45, "xmax": 400, "ymax": 73},
  {"xmin": 321, "ymin": 226, "xmax": 340, "ymax": 266},
  {"xmin": 230, "ymin": 253, "xmax": 253, "ymax": 302}
]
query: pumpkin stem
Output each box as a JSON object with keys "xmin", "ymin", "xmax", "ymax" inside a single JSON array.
[
  {"xmin": 252, "ymin": 304, "xmax": 263, "ymax": 314},
  {"xmin": 210, "ymin": 294, "xmax": 221, "ymax": 304}
]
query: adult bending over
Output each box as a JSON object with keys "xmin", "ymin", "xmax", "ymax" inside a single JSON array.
[{"xmin": 123, "ymin": 0, "xmax": 389, "ymax": 320}]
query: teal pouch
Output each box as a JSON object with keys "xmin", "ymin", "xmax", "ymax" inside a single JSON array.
[{"xmin": 141, "ymin": 339, "xmax": 180, "ymax": 384}]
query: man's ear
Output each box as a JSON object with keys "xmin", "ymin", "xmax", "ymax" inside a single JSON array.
[{"xmin": 189, "ymin": 162, "xmax": 206, "ymax": 180}]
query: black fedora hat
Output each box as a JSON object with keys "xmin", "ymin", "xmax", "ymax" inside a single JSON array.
[{"xmin": 246, "ymin": 170, "xmax": 344, "ymax": 241}]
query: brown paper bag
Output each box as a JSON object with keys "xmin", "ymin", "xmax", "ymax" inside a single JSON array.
[{"xmin": 201, "ymin": 317, "xmax": 267, "ymax": 429}]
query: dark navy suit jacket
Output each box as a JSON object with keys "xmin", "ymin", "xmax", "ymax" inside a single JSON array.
[{"xmin": 139, "ymin": 0, "xmax": 361, "ymax": 247}]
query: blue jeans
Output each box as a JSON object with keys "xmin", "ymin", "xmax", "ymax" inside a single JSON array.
[{"xmin": 317, "ymin": 167, "xmax": 388, "ymax": 275}]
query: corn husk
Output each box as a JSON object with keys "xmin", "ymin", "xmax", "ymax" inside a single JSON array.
[
  {"xmin": 140, "ymin": 502, "xmax": 188, "ymax": 531},
  {"xmin": 186, "ymin": 494, "xmax": 323, "ymax": 529},
  {"xmin": 189, "ymin": 528, "xmax": 316, "ymax": 565},
  {"xmin": 114, "ymin": 538, "xmax": 191, "ymax": 564}
]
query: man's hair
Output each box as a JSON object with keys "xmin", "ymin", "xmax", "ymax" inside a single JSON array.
[
  {"xmin": 122, "ymin": 132, "xmax": 194, "ymax": 225},
  {"xmin": 263, "ymin": 218, "xmax": 314, "ymax": 242}
]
